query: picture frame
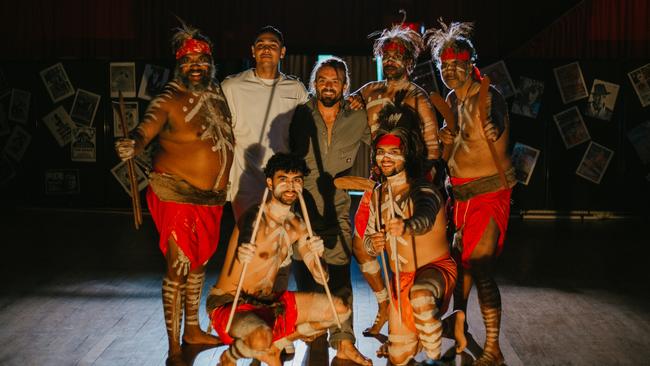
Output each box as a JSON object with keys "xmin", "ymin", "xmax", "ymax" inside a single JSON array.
[
  {"xmin": 576, "ymin": 142, "xmax": 614, "ymax": 184},
  {"xmin": 553, "ymin": 62, "xmax": 588, "ymax": 104},
  {"xmin": 40, "ymin": 63, "xmax": 75, "ymax": 103}
]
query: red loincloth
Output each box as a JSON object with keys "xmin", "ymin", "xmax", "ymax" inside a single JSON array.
[
  {"xmin": 210, "ymin": 291, "xmax": 298, "ymax": 345},
  {"xmin": 390, "ymin": 254, "xmax": 457, "ymax": 332},
  {"xmin": 146, "ymin": 187, "xmax": 223, "ymax": 271},
  {"xmin": 449, "ymin": 176, "xmax": 512, "ymax": 270},
  {"xmin": 354, "ymin": 190, "xmax": 373, "ymax": 239}
]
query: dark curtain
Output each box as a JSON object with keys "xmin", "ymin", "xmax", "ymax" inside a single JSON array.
[{"xmin": 5, "ymin": 0, "xmax": 643, "ymax": 61}]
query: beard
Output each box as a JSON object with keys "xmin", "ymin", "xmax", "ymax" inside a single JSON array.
[
  {"xmin": 174, "ymin": 63, "xmax": 215, "ymax": 92},
  {"xmin": 317, "ymin": 89, "xmax": 341, "ymax": 107},
  {"xmin": 383, "ymin": 65, "xmax": 406, "ymax": 81}
]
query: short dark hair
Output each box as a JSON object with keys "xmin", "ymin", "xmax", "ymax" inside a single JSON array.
[
  {"xmin": 263, "ymin": 153, "xmax": 310, "ymax": 179},
  {"xmin": 308, "ymin": 56, "xmax": 350, "ymax": 96},
  {"xmin": 254, "ymin": 25, "xmax": 284, "ymax": 46}
]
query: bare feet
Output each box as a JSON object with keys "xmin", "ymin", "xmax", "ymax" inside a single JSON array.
[
  {"xmin": 335, "ymin": 340, "xmax": 373, "ymax": 365},
  {"xmin": 166, "ymin": 352, "xmax": 188, "ymax": 366},
  {"xmin": 376, "ymin": 342, "xmax": 389, "ymax": 358},
  {"xmin": 472, "ymin": 350, "xmax": 505, "ymax": 366},
  {"xmin": 454, "ymin": 310, "xmax": 468, "ymax": 353},
  {"xmin": 363, "ymin": 300, "xmax": 389, "ymax": 336},
  {"xmin": 182, "ymin": 326, "xmax": 221, "ymax": 346}
]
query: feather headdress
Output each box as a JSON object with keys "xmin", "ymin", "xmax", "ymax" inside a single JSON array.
[
  {"xmin": 424, "ymin": 19, "xmax": 476, "ymax": 65},
  {"xmin": 369, "ymin": 10, "xmax": 424, "ymax": 61}
]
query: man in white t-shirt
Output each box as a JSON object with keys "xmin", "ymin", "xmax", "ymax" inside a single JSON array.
[{"xmin": 222, "ymin": 26, "xmax": 308, "ymax": 221}]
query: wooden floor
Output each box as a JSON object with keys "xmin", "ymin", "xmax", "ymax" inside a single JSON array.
[{"xmin": 0, "ymin": 207, "xmax": 649, "ymax": 365}]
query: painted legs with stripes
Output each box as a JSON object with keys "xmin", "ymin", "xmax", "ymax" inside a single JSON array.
[
  {"xmin": 410, "ymin": 267, "xmax": 447, "ymax": 363},
  {"xmin": 468, "ymin": 219, "xmax": 505, "ymax": 366},
  {"xmin": 353, "ymin": 235, "xmax": 389, "ymax": 336},
  {"xmin": 163, "ymin": 238, "xmax": 218, "ymax": 366}
]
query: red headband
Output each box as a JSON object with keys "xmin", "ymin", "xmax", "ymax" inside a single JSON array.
[
  {"xmin": 175, "ymin": 38, "xmax": 212, "ymax": 60},
  {"xmin": 440, "ymin": 47, "xmax": 470, "ymax": 61},
  {"xmin": 376, "ymin": 134, "xmax": 402, "ymax": 147},
  {"xmin": 383, "ymin": 41, "xmax": 407, "ymax": 55}
]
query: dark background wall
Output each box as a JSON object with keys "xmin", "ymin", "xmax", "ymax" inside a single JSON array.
[{"xmin": 0, "ymin": 0, "xmax": 648, "ymax": 213}]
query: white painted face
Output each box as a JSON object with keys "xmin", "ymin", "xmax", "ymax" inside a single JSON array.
[
  {"xmin": 375, "ymin": 144, "xmax": 405, "ymax": 177},
  {"xmin": 266, "ymin": 170, "xmax": 304, "ymax": 205},
  {"xmin": 440, "ymin": 58, "xmax": 472, "ymax": 90}
]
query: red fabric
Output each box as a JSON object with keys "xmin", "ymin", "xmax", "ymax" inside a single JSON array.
[
  {"xmin": 354, "ymin": 190, "xmax": 373, "ymax": 239},
  {"xmin": 390, "ymin": 254, "xmax": 457, "ymax": 332},
  {"xmin": 146, "ymin": 187, "xmax": 223, "ymax": 270},
  {"xmin": 383, "ymin": 41, "xmax": 407, "ymax": 54},
  {"xmin": 376, "ymin": 134, "xmax": 402, "ymax": 147},
  {"xmin": 449, "ymin": 176, "xmax": 511, "ymax": 270},
  {"xmin": 210, "ymin": 291, "xmax": 298, "ymax": 345},
  {"xmin": 472, "ymin": 65, "xmax": 482, "ymax": 81},
  {"xmin": 175, "ymin": 38, "xmax": 212, "ymax": 59},
  {"xmin": 440, "ymin": 48, "xmax": 471, "ymax": 61}
]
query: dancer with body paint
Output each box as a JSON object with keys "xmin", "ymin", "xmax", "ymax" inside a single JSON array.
[
  {"xmin": 426, "ymin": 20, "xmax": 515, "ymax": 366},
  {"xmin": 114, "ymin": 22, "xmax": 233, "ymax": 366},
  {"xmin": 207, "ymin": 153, "xmax": 350, "ymax": 366},
  {"xmin": 348, "ymin": 22, "xmax": 442, "ymax": 337},
  {"xmin": 364, "ymin": 97, "xmax": 456, "ymax": 365}
]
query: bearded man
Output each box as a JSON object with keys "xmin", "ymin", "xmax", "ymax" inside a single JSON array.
[
  {"xmin": 207, "ymin": 153, "xmax": 350, "ymax": 366},
  {"xmin": 364, "ymin": 98, "xmax": 456, "ymax": 366},
  {"xmin": 114, "ymin": 23, "xmax": 233, "ymax": 366},
  {"xmin": 289, "ymin": 56, "xmax": 372, "ymax": 365},
  {"xmin": 349, "ymin": 24, "xmax": 442, "ymax": 337}
]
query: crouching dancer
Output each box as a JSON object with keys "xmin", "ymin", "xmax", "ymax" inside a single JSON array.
[
  {"xmin": 364, "ymin": 100, "xmax": 456, "ymax": 365},
  {"xmin": 207, "ymin": 153, "xmax": 351, "ymax": 366}
]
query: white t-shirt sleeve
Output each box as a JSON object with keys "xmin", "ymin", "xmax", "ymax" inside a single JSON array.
[{"xmin": 221, "ymin": 78, "xmax": 237, "ymax": 128}]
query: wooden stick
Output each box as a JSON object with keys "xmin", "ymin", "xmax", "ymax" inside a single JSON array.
[
  {"xmin": 375, "ymin": 189, "xmax": 393, "ymax": 306},
  {"xmin": 478, "ymin": 76, "xmax": 509, "ymax": 189},
  {"xmin": 297, "ymin": 191, "xmax": 342, "ymax": 329},
  {"xmin": 429, "ymin": 92, "xmax": 456, "ymax": 162},
  {"xmin": 116, "ymin": 91, "xmax": 142, "ymax": 228},
  {"xmin": 225, "ymin": 188, "xmax": 269, "ymax": 333},
  {"xmin": 386, "ymin": 184, "xmax": 402, "ymax": 325}
]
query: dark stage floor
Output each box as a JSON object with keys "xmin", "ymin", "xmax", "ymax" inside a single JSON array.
[{"xmin": 0, "ymin": 206, "xmax": 648, "ymax": 365}]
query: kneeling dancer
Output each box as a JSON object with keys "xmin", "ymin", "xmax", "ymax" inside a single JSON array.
[
  {"xmin": 207, "ymin": 153, "xmax": 350, "ymax": 366},
  {"xmin": 364, "ymin": 100, "xmax": 456, "ymax": 365}
]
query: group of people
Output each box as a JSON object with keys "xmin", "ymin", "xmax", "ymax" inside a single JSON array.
[{"xmin": 115, "ymin": 19, "xmax": 514, "ymax": 366}]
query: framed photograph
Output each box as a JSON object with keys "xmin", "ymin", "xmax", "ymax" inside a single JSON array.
[
  {"xmin": 0, "ymin": 103, "xmax": 9, "ymax": 136},
  {"xmin": 576, "ymin": 142, "xmax": 614, "ymax": 184},
  {"xmin": 0, "ymin": 156, "xmax": 15, "ymax": 185},
  {"xmin": 553, "ymin": 62, "xmax": 588, "ymax": 104},
  {"xmin": 42, "ymin": 106, "xmax": 76, "ymax": 147},
  {"xmin": 627, "ymin": 63, "xmax": 650, "ymax": 107},
  {"xmin": 627, "ymin": 121, "xmax": 650, "ymax": 165},
  {"xmin": 111, "ymin": 161, "xmax": 148, "ymax": 197},
  {"xmin": 584, "ymin": 79, "xmax": 619, "ymax": 121},
  {"xmin": 138, "ymin": 64, "xmax": 170, "ymax": 100},
  {"xmin": 554, "ymin": 106, "xmax": 590, "ymax": 149},
  {"xmin": 110, "ymin": 62, "xmax": 136, "ymax": 98},
  {"xmin": 411, "ymin": 60, "xmax": 440, "ymax": 95},
  {"xmin": 8, "ymin": 89, "xmax": 31, "ymax": 124},
  {"xmin": 70, "ymin": 89, "xmax": 101, "ymax": 127},
  {"xmin": 511, "ymin": 142, "xmax": 541, "ymax": 186},
  {"xmin": 40, "ymin": 63, "xmax": 75, "ymax": 103},
  {"xmin": 112, "ymin": 101, "xmax": 139, "ymax": 137},
  {"xmin": 45, "ymin": 169, "xmax": 80, "ymax": 195},
  {"xmin": 3, "ymin": 125, "xmax": 31, "ymax": 161},
  {"xmin": 71, "ymin": 127, "xmax": 96, "ymax": 162},
  {"xmin": 511, "ymin": 77, "xmax": 544, "ymax": 118},
  {"xmin": 0, "ymin": 68, "xmax": 9, "ymax": 98},
  {"xmin": 481, "ymin": 60, "xmax": 515, "ymax": 98}
]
